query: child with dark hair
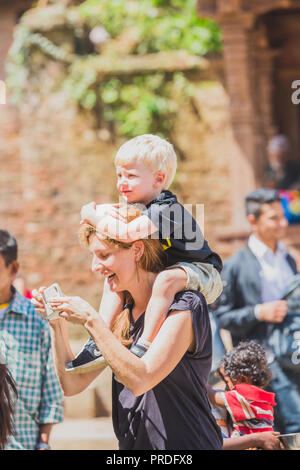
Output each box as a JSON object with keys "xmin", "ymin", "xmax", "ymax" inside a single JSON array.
[
  {"xmin": 0, "ymin": 229, "xmax": 63, "ymax": 449},
  {"xmin": 0, "ymin": 359, "xmax": 17, "ymax": 450},
  {"xmin": 208, "ymin": 341, "xmax": 277, "ymax": 438}
]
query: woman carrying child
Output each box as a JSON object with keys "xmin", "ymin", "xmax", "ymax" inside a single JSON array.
[
  {"xmin": 67, "ymin": 134, "xmax": 223, "ymax": 373},
  {"xmin": 32, "ymin": 206, "xmax": 223, "ymax": 450}
]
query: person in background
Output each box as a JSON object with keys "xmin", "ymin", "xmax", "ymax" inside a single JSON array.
[
  {"xmin": 0, "ymin": 230, "xmax": 63, "ymax": 450},
  {"xmin": 0, "ymin": 357, "xmax": 18, "ymax": 450},
  {"xmin": 263, "ymin": 135, "xmax": 300, "ymax": 190},
  {"xmin": 208, "ymin": 341, "xmax": 276, "ymax": 437},
  {"xmin": 213, "ymin": 188, "xmax": 300, "ymax": 434}
]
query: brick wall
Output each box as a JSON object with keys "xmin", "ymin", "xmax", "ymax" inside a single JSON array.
[
  {"xmin": 0, "ymin": 80, "xmax": 234, "ymax": 319},
  {"xmin": 0, "ymin": 10, "xmax": 234, "ymax": 330}
]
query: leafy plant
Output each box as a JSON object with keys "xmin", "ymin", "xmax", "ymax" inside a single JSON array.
[{"xmin": 6, "ymin": 0, "xmax": 221, "ymax": 137}]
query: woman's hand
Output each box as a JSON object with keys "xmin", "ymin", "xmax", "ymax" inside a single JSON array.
[
  {"xmin": 31, "ymin": 287, "xmax": 62, "ymax": 325},
  {"xmin": 48, "ymin": 296, "xmax": 98, "ymax": 325},
  {"xmin": 31, "ymin": 287, "xmax": 48, "ymax": 319}
]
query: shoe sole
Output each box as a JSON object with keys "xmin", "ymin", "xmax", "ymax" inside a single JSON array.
[{"xmin": 65, "ymin": 357, "xmax": 108, "ymax": 374}]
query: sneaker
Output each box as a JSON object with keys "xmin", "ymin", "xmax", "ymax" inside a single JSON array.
[
  {"xmin": 130, "ymin": 342, "xmax": 149, "ymax": 358},
  {"xmin": 65, "ymin": 337, "xmax": 107, "ymax": 374}
]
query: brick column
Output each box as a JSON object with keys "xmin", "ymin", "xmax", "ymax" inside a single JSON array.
[
  {"xmin": 219, "ymin": 15, "xmax": 258, "ymax": 228},
  {"xmin": 0, "ymin": 4, "xmax": 23, "ymax": 239},
  {"xmin": 250, "ymin": 24, "xmax": 278, "ymax": 181},
  {"xmin": 0, "ymin": 5, "xmax": 16, "ymax": 80},
  {"xmin": 0, "ymin": 4, "xmax": 19, "ymax": 126}
]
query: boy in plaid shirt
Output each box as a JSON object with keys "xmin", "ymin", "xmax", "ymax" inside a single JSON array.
[{"xmin": 0, "ymin": 230, "xmax": 63, "ymax": 450}]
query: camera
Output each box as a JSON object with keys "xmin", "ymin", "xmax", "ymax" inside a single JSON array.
[{"xmin": 42, "ymin": 283, "xmax": 64, "ymax": 320}]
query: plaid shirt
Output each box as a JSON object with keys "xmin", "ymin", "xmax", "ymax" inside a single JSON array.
[{"xmin": 0, "ymin": 287, "xmax": 64, "ymax": 450}]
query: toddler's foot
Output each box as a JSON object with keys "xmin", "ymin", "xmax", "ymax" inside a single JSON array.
[{"xmin": 65, "ymin": 337, "xmax": 107, "ymax": 374}]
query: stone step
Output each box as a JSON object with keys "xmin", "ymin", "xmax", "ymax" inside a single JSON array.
[{"xmin": 50, "ymin": 418, "xmax": 118, "ymax": 450}]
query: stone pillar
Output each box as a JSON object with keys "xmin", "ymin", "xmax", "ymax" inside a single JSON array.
[
  {"xmin": 0, "ymin": 5, "xmax": 16, "ymax": 80},
  {"xmin": 0, "ymin": 4, "xmax": 19, "ymax": 131},
  {"xmin": 0, "ymin": 4, "xmax": 23, "ymax": 238},
  {"xmin": 250, "ymin": 24, "xmax": 278, "ymax": 180},
  {"xmin": 219, "ymin": 15, "xmax": 258, "ymax": 228}
]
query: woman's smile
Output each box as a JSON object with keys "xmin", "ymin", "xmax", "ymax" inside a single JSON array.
[{"xmin": 106, "ymin": 272, "xmax": 117, "ymax": 286}]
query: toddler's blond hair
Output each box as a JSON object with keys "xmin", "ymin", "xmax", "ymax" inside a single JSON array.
[{"xmin": 114, "ymin": 134, "xmax": 177, "ymax": 189}]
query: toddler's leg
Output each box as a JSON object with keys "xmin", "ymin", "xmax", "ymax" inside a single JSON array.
[
  {"xmin": 131, "ymin": 268, "xmax": 187, "ymax": 357},
  {"xmin": 176, "ymin": 262, "xmax": 223, "ymax": 305}
]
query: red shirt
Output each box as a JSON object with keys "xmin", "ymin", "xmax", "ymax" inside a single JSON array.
[{"xmin": 223, "ymin": 383, "xmax": 276, "ymax": 435}]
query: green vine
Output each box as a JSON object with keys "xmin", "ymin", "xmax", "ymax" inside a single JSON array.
[{"xmin": 6, "ymin": 0, "xmax": 221, "ymax": 138}]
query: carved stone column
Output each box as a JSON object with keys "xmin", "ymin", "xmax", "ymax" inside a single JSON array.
[
  {"xmin": 250, "ymin": 23, "xmax": 278, "ymax": 180},
  {"xmin": 198, "ymin": 0, "xmax": 278, "ymax": 228},
  {"xmin": 218, "ymin": 14, "xmax": 259, "ymax": 227}
]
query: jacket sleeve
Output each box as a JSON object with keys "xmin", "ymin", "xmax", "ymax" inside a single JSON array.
[{"xmin": 213, "ymin": 257, "xmax": 260, "ymax": 338}]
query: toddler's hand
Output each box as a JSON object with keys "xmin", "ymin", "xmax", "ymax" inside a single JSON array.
[
  {"xmin": 80, "ymin": 201, "xmax": 98, "ymax": 226},
  {"xmin": 107, "ymin": 204, "xmax": 127, "ymax": 222}
]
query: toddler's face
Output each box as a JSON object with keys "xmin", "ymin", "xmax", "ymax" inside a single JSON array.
[{"xmin": 115, "ymin": 159, "xmax": 161, "ymax": 205}]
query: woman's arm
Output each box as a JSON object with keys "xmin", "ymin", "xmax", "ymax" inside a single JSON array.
[
  {"xmin": 49, "ymin": 292, "xmax": 195, "ymax": 396},
  {"xmin": 32, "ymin": 290, "xmax": 105, "ymax": 396},
  {"xmin": 84, "ymin": 307, "xmax": 195, "ymax": 396},
  {"xmin": 49, "ymin": 319, "xmax": 103, "ymax": 396}
]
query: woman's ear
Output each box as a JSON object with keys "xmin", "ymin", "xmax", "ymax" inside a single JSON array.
[{"xmin": 132, "ymin": 240, "xmax": 144, "ymax": 262}]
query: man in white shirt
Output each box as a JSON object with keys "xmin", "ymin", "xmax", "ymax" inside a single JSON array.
[
  {"xmin": 214, "ymin": 188, "xmax": 300, "ymax": 434},
  {"xmin": 249, "ymin": 235, "xmax": 294, "ymax": 303}
]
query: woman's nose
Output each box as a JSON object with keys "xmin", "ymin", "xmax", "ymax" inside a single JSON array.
[{"xmin": 91, "ymin": 258, "xmax": 105, "ymax": 274}]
